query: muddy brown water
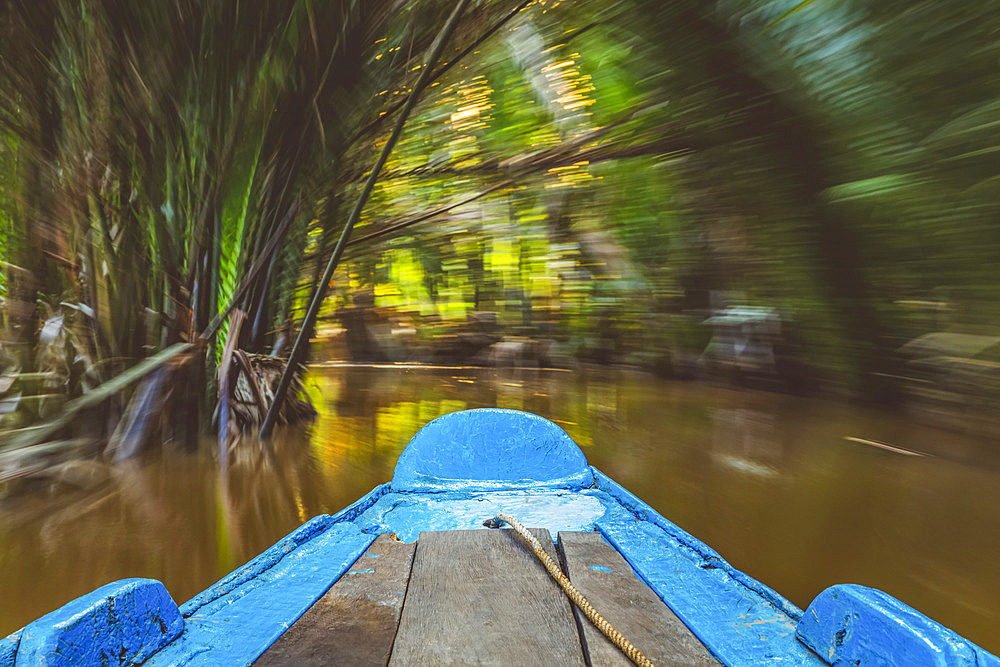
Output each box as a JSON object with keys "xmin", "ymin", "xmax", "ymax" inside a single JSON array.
[{"xmin": 1, "ymin": 365, "xmax": 999, "ymax": 653}]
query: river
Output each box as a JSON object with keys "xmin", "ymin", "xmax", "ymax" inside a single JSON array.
[{"xmin": 1, "ymin": 364, "xmax": 998, "ymax": 652}]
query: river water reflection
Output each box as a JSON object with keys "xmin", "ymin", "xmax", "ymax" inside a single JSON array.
[{"xmin": 2, "ymin": 365, "xmax": 999, "ymax": 652}]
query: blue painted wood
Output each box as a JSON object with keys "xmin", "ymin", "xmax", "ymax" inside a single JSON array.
[
  {"xmin": 357, "ymin": 488, "xmax": 607, "ymax": 542},
  {"xmin": 178, "ymin": 486, "xmax": 388, "ymax": 620},
  {"xmin": 13, "ymin": 578, "xmax": 182, "ymax": 666},
  {"xmin": 797, "ymin": 584, "xmax": 1000, "ymax": 666},
  {"xmin": 7, "ymin": 409, "xmax": 998, "ymax": 666},
  {"xmin": 391, "ymin": 408, "xmax": 594, "ymax": 491},
  {"xmin": 179, "ymin": 514, "xmax": 336, "ymax": 617},
  {"xmin": 591, "ymin": 468, "xmax": 804, "ymax": 621},
  {"xmin": 147, "ymin": 523, "xmax": 375, "ymax": 665},
  {"xmin": 0, "ymin": 629, "xmax": 20, "ymax": 667},
  {"xmin": 591, "ymin": 470, "xmax": 823, "ymax": 666}
]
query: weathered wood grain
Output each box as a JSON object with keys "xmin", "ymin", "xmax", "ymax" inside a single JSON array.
[
  {"xmin": 255, "ymin": 533, "xmax": 415, "ymax": 666},
  {"xmin": 557, "ymin": 531, "xmax": 720, "ymax": 666},
  {"xmin": 389, "ymin": 528, "xmax": 587, "ymax": 666}
]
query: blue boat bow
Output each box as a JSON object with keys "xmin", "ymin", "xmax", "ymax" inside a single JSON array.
[{"xmin": 2, "ymin": 409, "xmax": 997, "ymax": 666}]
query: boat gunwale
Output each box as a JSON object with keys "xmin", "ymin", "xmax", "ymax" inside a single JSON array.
[{"xmin": 3, "ymin": 409, "xmax": 998, "ymax": 667}]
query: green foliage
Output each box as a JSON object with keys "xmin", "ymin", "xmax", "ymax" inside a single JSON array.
[{"xmin": 3, "ymin": 0, "xmax": 1000, "ymax": 420}]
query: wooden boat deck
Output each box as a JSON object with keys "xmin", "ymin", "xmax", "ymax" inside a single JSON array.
[{"xmin": 256, "ymin": 529, "xmax": 719, "ymax": 666}]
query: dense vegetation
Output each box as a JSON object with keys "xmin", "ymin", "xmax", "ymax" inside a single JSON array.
[{"xmin": 2, "ymin": 0, "xmax": 999, "ymax": 467}]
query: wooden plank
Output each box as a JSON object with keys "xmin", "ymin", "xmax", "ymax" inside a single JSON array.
[
  {"xmin": 255, "ymin": 533, "xmax": 415, "ymax": 666},
  {"xmin": 557, "ymin": 531, "xmax": 720, "ymax": 666},
  {"xmin": 389, "ymin": 529, "xmax": 587, "ymax": 666}
]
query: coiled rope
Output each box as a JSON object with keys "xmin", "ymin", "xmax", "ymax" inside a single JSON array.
[{"xmin": 484, "ymin": 513, "xmax": 655, "ymax": 667}]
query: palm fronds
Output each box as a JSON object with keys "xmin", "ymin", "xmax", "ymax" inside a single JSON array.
[{"xmin": 0, "ymin": 0, "xmax": 494, "ymax": 463}]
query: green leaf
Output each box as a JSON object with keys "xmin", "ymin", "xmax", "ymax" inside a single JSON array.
[{"xmin": 768, "ymin": 0, "xmax": 824, "ymax": 29}]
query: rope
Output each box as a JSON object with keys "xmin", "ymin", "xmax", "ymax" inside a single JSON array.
[{"xmin": 484, "ymin": 513, "xmax": 655, "ymax": 667}]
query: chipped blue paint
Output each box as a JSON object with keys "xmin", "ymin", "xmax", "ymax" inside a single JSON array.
[
  {"xmin": 592, "ymin": 468, "xmax": 806, "ymax": 624},
  {"xmin": 596, "ymin": 513, "xmax": 818, "ymax": 665},
  {"xmin": 178, "ymin": 514, "xmax": 336, "ymax": 617},
  {"xmin": 797, "ymin": 585, "xmax": 1000, "ymax": 666},
  {"xmin": 14, "ymin": 579, "xmax": 182, "ymax": 666},
  {"xmin": 588, "ymin": 467, "xmax": 827, "ymax": 664},
  {"xmin": 392, "ymin": 408, "xmax": 593, "ymax": 492},
  {"xmin": 8, "ymin": 409, "xmax": 997, "ymax": 666},
  {"xmin": 589, "ymin": 564, "xmax": 613, "ymax": 573},
  {"xmin": 147, "ymin": 522, "xmax": 373, "ymax": 665},
  {"xmin": 359, "ymin": 488, "xmax": 607, "ymax": 542},
  {"xmin": 0, "ymin": 629, "xmax": 19, "ymax": 666}
]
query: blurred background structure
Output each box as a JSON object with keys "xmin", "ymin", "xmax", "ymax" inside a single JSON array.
[{"xmin": 1, "ymin": 0, "xmax": 1000, "ymax": 652}]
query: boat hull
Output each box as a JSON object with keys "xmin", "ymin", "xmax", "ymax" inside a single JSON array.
[{"xmin": 3, "ymin": 409, "xmax": 997, "ymax": 666}]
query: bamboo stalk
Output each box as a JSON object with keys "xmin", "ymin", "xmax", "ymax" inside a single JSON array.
[{"xmin": 259, "ymin": 0, "xmax": 472, "ymax": 439}]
